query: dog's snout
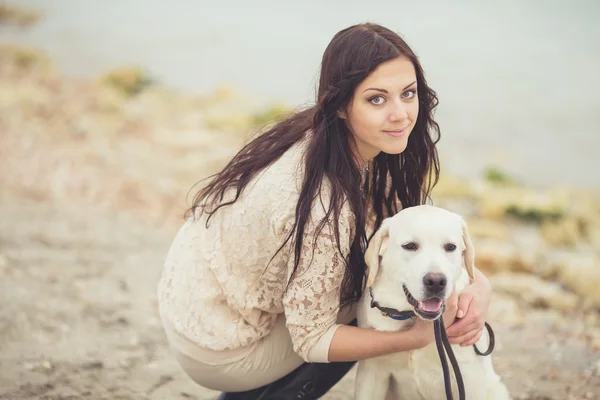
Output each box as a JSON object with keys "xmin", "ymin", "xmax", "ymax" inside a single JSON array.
[{"xmin": 423, "ymin": 273, "xmax": 447, "ymax": 294}]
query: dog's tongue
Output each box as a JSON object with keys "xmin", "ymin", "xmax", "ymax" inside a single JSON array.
[{"xmin": 420, "ymin": 298, "xmax": 442, "ymax": 312}]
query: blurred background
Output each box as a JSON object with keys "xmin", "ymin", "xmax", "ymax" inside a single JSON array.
[{"xmin": 0, "ymin": 1, "xmax": 599, "ymax": 399}]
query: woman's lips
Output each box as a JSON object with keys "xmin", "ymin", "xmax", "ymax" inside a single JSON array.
[{"xmin": 383, "ymin": 127, "xmax": 409, "ymax": 137}]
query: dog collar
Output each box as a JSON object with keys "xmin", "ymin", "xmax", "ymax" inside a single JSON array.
[
  {"xmin": 386, "ymin": 313, "xmax": 414, "ymax": 321},
  {"xmin": 369, "ymin": 287, "xmax": 416, "ymax": 321}
]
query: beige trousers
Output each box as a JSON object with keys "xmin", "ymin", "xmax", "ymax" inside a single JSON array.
[{"xmin": 164, "ymin": 308, "xmax": 356, "ymax": 392}]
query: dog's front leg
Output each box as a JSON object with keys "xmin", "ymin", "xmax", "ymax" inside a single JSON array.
[{"xmin": 354, "ymin": 359, "xmax": 391, "ymax": 400}]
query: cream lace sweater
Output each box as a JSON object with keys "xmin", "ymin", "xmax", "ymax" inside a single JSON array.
[{"xmin": 157, "ymin": 140, "xmax": 357, "ymax": 363}]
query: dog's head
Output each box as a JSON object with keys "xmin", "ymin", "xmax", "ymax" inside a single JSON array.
[{"xmin": 365, "ymin": 205, "xmax": 475, "ymax": 321}]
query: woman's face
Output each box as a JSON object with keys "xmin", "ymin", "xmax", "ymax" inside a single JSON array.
[{"xmin": 340, "ymin": 56, "xmax": 419, "ymax": 164}]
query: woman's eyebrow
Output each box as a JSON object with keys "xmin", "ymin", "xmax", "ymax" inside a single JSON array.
[
  {"xmin": 363, "ymin": 87, "xmax": 388, "ymax": 94},
  {"xmin": 363, "ymin": 80, "xmax": 417, "ymax": 94},
  {"xmin": 403, "ymin": 80, "xmax": 417, "ymax": 90}
]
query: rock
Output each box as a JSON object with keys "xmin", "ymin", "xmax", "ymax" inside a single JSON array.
[
  {"xmin": 81, "ymin": 360, "xmax": 104, "ymax": 370},
  {"xmin": 251, "ymin": 104, "xmax": 292, "ymax": 127},
  {"xmin": 203, "ymin": 113, "xmax": 254, "ymax": 132},
  {"xmin": 0, "ymin": 4, "xmax": 42, "ymax": 27},
  {"xmin": 431, "ymin": 174, "xmax": 474, "ymax": 198},
  {"xmin": 547, "ymin": 251, "xmax": 600, "ymax": 306},
  {"xmin": 209, "ymin": 86, "xmax": 240, "ymax": 102},
  {"xmin": 466, "ymin": 217, "xmax": 511, "ymax": 240},
  {"xmin": 483, "ymin": 166, "xmax": 518, "ymax": 185},
  {"xmin": 590, "ymin": 226, "xmax": 600, "ymax": 254},
  {"xmin": 41, "ymin": 360, "xmax": 53, "ymax": 370},
  {"xmin": 119, "ymin": 358, "xmax": 132, "ymax": 368},
  {"xmin": 489, "ymin": 272, "xmax": 580, "ymax": 312},
  {"xmin": 0, "ymin": 253, "xmax": 8, "ymax": 277},
  {"xmin": 129, "ymin": 335, "xmax": 139, "ymax": 346},
  {"xmin": 589, "ymin": 330, "xmax": 600, "ymax": 351},
  {"xmin": 511, "ymin": 225, "xmax": 548, "ymax": 274},
  {"xmin": 94, "ymin": 86, "xmax": 127, "ymax": 113},
  {"xmin": 474, "ymin": 237, "xmax": 541, "ymax": 275},
  {"xmin": 98, "ymin": 66, "xmax": 154, "ymax": 97},
  {"xmin": 488, "ymin": 293, "xmax": 524, "ymax": 325},
  {"xmin": 474, "ymin": 239, "xmax": 518, "ymax": 273},
  {"xmin": 0, "ymin": 43, "xmax": 53, "ymax": 73},
  {"xmin": 584, "ymin": 313, "xmax": 600, "ymax": 328},
  {"xmin": 477, "ymin": 184, "xmax": 566, "ymax": 223},
  {"xmin": 540, "ymin": 216, "xmax": 585, "ymax": 247}
]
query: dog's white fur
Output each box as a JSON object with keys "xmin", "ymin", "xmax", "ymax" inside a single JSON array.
[{"xmin": 355, "ymin": 205, "xmax": 510, "ymax": 400}]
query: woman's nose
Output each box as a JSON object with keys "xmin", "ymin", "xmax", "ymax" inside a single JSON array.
[{"xmin": 389, "ymin": 102, "xmax": 409, "ymax": 122}]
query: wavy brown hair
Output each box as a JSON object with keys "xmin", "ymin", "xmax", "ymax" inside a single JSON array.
[{"xmin": 187, "ymin": 23, "xmax": 440, "ymax": 308}]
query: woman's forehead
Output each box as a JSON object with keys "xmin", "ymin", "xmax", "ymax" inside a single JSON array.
[{"xmin": 358, "ymin": 57, "xmax": 417, "ymax": 91}]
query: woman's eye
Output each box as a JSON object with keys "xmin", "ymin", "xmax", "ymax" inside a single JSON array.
[
  {"xmin": 369, "ymin": 96, "xmax": 385, "ymax": 105},
  {"xmin": 402, "ymin": 242, "xmax": 419, "ymax": 251},
  {"xmin": 402, "ymin": 90, "xmax": 417, "ymax": 99},
  {"xmin": 444, "ymin": 243, "xmax": 457, "ymax": 252}
]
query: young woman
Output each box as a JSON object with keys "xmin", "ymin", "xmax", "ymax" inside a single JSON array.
[{"xmin": 157, "ymin": 22, "xmax": 492, "ymax": 399}]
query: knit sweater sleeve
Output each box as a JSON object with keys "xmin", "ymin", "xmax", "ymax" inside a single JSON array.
[{"xmin": 282, "ymin": 192, "xmax": 354, "ymax": 363}]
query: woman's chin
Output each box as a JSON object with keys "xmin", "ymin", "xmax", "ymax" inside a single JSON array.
[{"xmin": 381, "ymin": 143, "xmax": 409, "ymax": 155}]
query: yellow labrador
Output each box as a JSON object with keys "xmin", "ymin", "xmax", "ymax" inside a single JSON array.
[{"xmin": 355, "ymin": 205, "xmax": 510, "ymax": 400}]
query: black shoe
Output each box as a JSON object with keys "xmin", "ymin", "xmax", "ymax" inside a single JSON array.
[
  {"xmin": 217, "ymin": 360, "xmax": 355, "ymax": 400},
  {"xmin": 217, "ymin": 385, "xmax": 267, "ymax": 400},
  {"xmin": 256, "ymin": 359, "xmax": 355, "ymax": 400}
]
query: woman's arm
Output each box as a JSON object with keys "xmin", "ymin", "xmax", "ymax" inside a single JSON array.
[
  {"xmin": 327, "ymin": 291, "xmax": 459, "ymax": 362},
  {"xmin": 327, "ymin": 324, "xmax": 426, "ymax": 362}
]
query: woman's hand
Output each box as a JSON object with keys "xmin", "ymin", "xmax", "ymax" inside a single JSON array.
[{"xmin": 445, "ymin": 268, "xmax": 492, "ymax": 346}]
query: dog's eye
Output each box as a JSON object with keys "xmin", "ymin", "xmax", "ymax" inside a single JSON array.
[
  {"xmin": 444, "ymin": 243, "xmax": 457, "ymax": 252},
  {"xmin": 401, "ymin": 242, "xmax": 419, "ymax": 251}
]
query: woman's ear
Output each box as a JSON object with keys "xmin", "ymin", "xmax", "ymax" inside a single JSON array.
[{"xmin": 337, "ymin": 108, "xmax": 347, "ymax": 119}]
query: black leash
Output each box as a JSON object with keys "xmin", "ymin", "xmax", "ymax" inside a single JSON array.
[
  {"xmin": 369, "ymin": 289, "xmax": 496, "ymax": 400},
  {"xmin": 436, "ymin": 316, "xmax": 465, "ymax": 400},
  {"xmin": 474, "ymin": 322, "xmax": 495, "ymax": 356}
]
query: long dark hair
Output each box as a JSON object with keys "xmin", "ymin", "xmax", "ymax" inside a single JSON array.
[{"xmin": 187, "ymin": 23, "xmax": 440, "ymax": 308}]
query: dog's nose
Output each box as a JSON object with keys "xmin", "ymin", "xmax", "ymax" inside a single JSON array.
[{"xmin": 423, "ymin": 273, "xmax": 447, "ymax": 294}]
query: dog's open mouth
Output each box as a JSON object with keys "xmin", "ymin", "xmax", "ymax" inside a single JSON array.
[{"xmin": 403, "ymin": 285, "xmax": 444, "ymax": 320}]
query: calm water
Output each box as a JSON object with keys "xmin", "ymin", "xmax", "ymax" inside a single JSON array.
[{"xmin": 3, "ymin": 0, "xmax": 600, "ymax": 188}]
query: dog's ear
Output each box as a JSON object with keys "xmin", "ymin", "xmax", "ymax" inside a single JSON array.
[
  {"xmin": 461, "ymin": 218, "xmax": 476, "ymax": 282},
  {"xmin": 365, "ymin": 219, "xmax": 391, "ymax": 287}
]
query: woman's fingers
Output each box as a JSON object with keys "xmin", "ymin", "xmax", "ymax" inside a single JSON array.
[
  {"xmin": 446, "ymin": 306, "xmax": 482, "ymax": 337},
  {"xmin": 447, "ymin": 320, "xmax": 481, "ymax": 344},
  {"xmin": 461, "ymin": 329, "xmax": 483, "ymax": 347}
]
